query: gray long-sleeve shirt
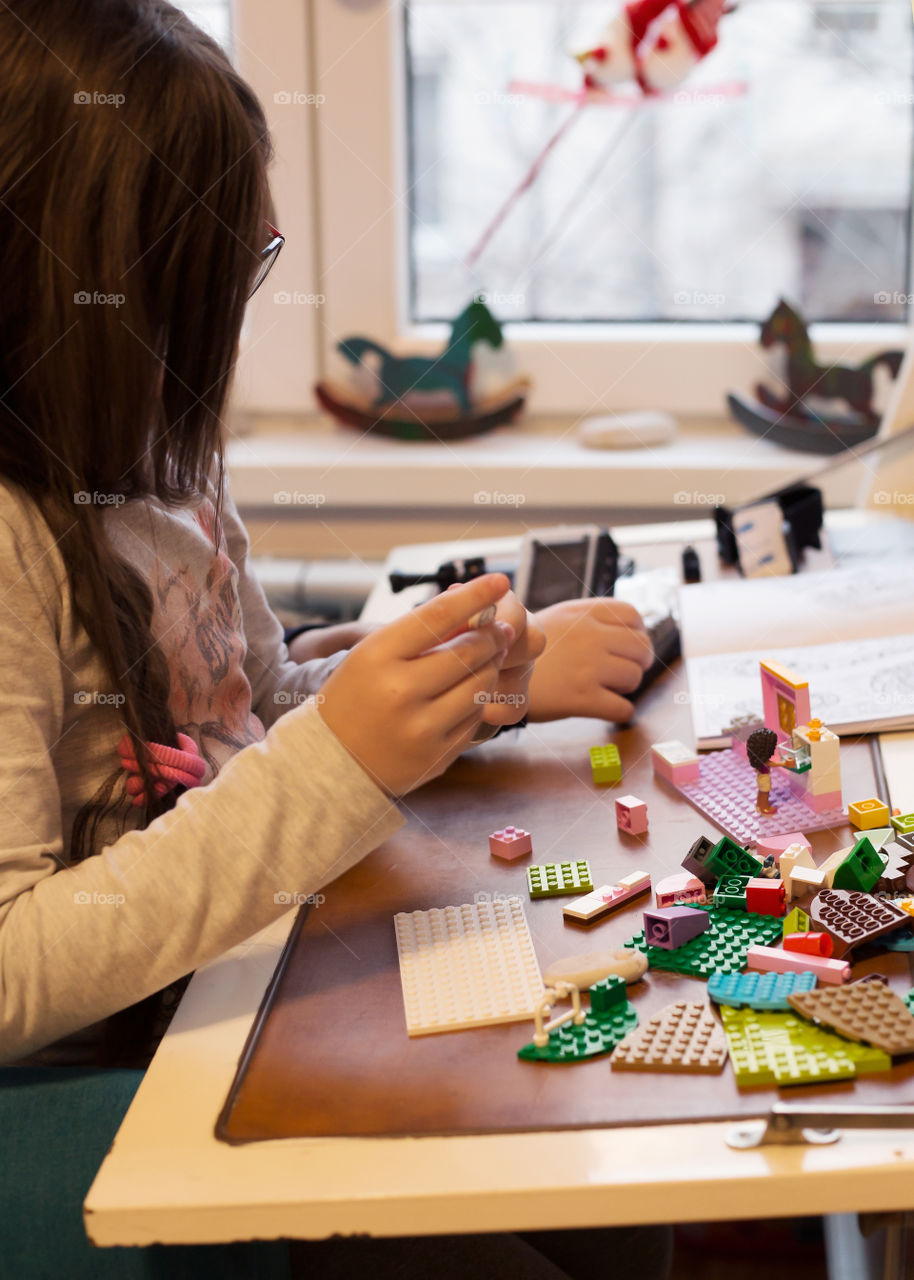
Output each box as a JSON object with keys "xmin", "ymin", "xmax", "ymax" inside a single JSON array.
[{"xmin": 0, "ymin": 481, "xmax": 403, "ymax": 1063}]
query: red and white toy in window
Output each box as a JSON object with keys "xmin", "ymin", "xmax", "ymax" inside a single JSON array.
[{"xmin": 575, "ymin": 0, "xmax": 730, "ymax": 96}]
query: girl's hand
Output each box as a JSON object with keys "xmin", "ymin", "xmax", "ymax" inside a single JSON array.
[
  {"xmin": 318, "ymin": 574, "xmax": 516, "ymax": 796},
  {"xmin": 287, "ymin": 621, "xmax": 374, "ymax": 664},
  {"xmin": 526, "ymin": 598, "xmax": 654, "ymax": 723},
  {"xmin": 465, "ymin": 587, "xmax": 545, "ymax": 727}
]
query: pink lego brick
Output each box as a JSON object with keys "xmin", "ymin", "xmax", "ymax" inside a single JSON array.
[
  {"xmin": 746, "ymin": 943, "xmax": 850, "ymax": 985},
  {"xmin": 616, "ymin": 794, "xmax": 648, "ymax": 835},
  {"xmin": 654, "ymin": 871, "xmax": 708, "ymax": 909},
  {"xmin": 756, "ymin": 831, "xmax": 811, "ymax": 861},
  {"xmin": 671, "ymin": 748, "xmax": 847, "ymax": 847},
  {"xmin": 651, "ymin": 741, "xmax": 701, "ymax": 785},
  {"xmin": 800, "ymin": 790, "xmax": 843, "ymax": 815},
  {"xmin": 563, "ymin": 872, "xmax": 651, "ymax": 925},
  {"xmin": 489, "ymin": 826, "xmax": 533, "ymax": 861}
]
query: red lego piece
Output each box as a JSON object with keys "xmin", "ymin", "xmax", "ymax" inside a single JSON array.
[
  {"xmin": 745, "ymin": 877, "xmax": 786, "ymax": 918},
  {"xmin": 783, "ymin": 931, "xmax": 833, "ymax": 957}
]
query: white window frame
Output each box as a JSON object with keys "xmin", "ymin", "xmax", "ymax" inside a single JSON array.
[{"xmin": 235, "ymin": 0, "xmax": 912, "ymax": 418}]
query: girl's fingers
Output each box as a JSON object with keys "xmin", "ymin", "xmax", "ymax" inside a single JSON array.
[
  {"xmin": 592, "ymin": 688, "xmax": 637, "ymax": 724},
  {"xmin": 601, "ymin": 654, "xmax": 646, "ymax": 695},
  {"xmin": 406, "ymin": 624, "xmax": 511, "ymax": 697},
  {"xmin": 599, "ymin": 625, "xmax": 655, "ymax": 670},
  {"xmin": 380, "ymin": 574, "xmax": 511, "ymax": 659},
  {"xmin": 436, "ymin": 656, "xmax": 503, "ymax": 734}
]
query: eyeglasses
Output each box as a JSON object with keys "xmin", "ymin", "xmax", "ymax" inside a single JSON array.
[{"xmin": 248, "ymin": 221, "xmax": 284, "ymax": 298}]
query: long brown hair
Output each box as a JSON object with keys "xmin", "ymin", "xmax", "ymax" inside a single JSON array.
[{"xmin": 0, "ymin": 0, "xmax": 272, "ymax": 855}]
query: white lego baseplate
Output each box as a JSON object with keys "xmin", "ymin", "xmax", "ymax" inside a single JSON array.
[{"xmin": 393, "ymin": 898, "xmax": 545, "ymax": 1036}]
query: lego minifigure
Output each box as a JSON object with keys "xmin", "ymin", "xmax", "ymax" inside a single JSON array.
[{"xmin": 746, "ymin": 727, "xmax": 790, "ymax": 816}]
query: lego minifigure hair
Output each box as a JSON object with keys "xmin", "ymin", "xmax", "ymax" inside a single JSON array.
[{"xmin": 746, "ymin": 727, "xmax": 779, "ymax": 770}]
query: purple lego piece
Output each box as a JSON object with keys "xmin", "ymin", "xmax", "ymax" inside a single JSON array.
[
  {"xmin": 673, "ymin": 749, "xmax": 847, "ymax": 848},
  {"xmin": 642, "ymin": 906, "xmax": 711, "ymax": 950}
]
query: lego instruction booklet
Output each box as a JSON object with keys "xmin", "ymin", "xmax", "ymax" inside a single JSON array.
[{"xmin": 680, "ymin": 561, "xmax": 914, "ymax": 747}]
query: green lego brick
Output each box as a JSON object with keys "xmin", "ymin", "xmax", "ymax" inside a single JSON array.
[
  {"xmin": 720, "ymin": 1005, "xmax": 892, "ymax": 1088},
  {"xmin": 517, "ymin": 975, "xmax": 637, "ymax": 1063},
  {"xmin": 706, "ymin": 836, "xmax": 762, "ymax": 882},
  {"xmin": 712, "ymin": 874, "xmax": 750, "ymax": 912},
  {"xmin": 782, "ymin": 906, "xmax": 810, "ymax": 939},
  {"xmin": 906, "ymin": 989, "xmax": 914, "ymax": 1015},
  {"xmin": 623, "ymin": 905, "xmax": 782, "ymax": 979},
  {"xmin": 892, "ymin": 813, "xmax": 914, "ymax": 835},
  {"xmin": 833, "ymin": 836, "xmax": 883, "ymax": 893},
  {"xmin": 526, "ymin": 860, "xmax": 593, "ymax": 899},
  {"xmin": 590, "ymin": 744, "xmax": 622, "ymax": 785}
]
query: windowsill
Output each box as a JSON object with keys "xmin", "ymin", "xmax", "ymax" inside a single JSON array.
[{"xmin": 226, "ymin": 412, "xmax": 863, "ymax": 514}]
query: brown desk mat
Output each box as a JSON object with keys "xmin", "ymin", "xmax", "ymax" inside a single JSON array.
[{"xmin": 217, "ymin": 672, "xmax": 914, "ymax": 1143}]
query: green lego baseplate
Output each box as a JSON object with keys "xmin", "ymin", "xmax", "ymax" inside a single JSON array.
[
  {"xmin": 590, "ymin": 744, "xmax": 622, "ymax": 785},
  {"xmin": 624, "ymin": 905, "xmax": 783, "ymax": 979},
  {"xmin": 720, "ymin": 1005, "xmax": 892, "ymax": 1088},
  {"xmin": 517, "ymin": 975, "xmax": 638, "ymax": 1063},
  {"xmin": 527, "ymin": 860, "xmax": 593, "ymax": 899}
]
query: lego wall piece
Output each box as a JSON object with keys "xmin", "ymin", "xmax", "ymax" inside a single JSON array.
[
  {"xmin": 543, "ymin": 948, "xmax": 648, "ymax": 989},
  {"xmin": 590, "ymin": 744, "xmax": 622, "ymax": 785},
  {"xmin": 783, "ymin": 931, "xmax": 833, "ymax": 957},
  {"xmin": 876, "ymin": 845, "xmax": 910, "ymax": 894},
  {"xmin": 615, "ymin": 794, "xmax": 648, "ymax": 835},
  {"xmin": 720, "ymin": 1004, "xmax": 891, "ymax": 1088},
  {"xmin": 708, "ymin": 968, "xmax": 817, "ymax": 1011},
  {"xmin": 563, "ymin": 872, "xmax": 651, "ymax": 925},
  {"xmin": 626, "ymin": 905, "xmax": 783, "ymax": 979},
  {"xmin": 527, "ymin": 860, "xmax": 593, "ymax": 899},
  {"xmin": 655, "ymin": 871, "xmax": 707, "ymax": 909},
  {"xmin": 642, "ymin": 905, "xmax": 711, "ymax": 950},
  {"xmin": 809, "ymin": 889, "xmax": 910, "ymax": 957},
  {"xmin": 712, "ymin": 874, "xmax": 750, "ymax": 912},
  {"xmin": 779, "ymin": 843, "xmax": 816, "ymax": 897},
  {"xmin": 707, "ymin": 836, "xmax": 763, "ymax": 882},
  {"xmin": 833, "ymin": 836, "xmax": 883, "ymax": 893},
  {"xmin": 862, "ymin": 827, "xmax": 896, "ymax": 852},
  {"xmin": 394, "ymin": 899, "xmax": 544, "ymax": 1037},
  {"xmin": 488, "ymin": 826, "xmax": 532, "ymax": 861},
  {"xmin": 611, "ymin": 1001, "xmax": 728, "ymax": 1074},
  {"xmin": 848, "ymin": 798, "xmax": 891, "ymax": 831},
  {"xmin": 788, "ymin": 979, "xmax": 914, "ymax": 1055},
  {"xmin": 746, "ymin": 944, "xmax": 850, "ymax": 984},
  {"xmin": 785, "ymin": 719, "xmax": 842, "ymax": 815},
  {"xmin": 745, "ymin": 877, "xmax": 787, "ymax": 917},
  {"xmin": 517, "ymin": 975, "xmax": 638, "ymax": 1064},
  {"xmin": 788, "ymin": 864, "xmax": 827, "ymax": 897},
  {"xmin": 651, "ymin": 740, "xmax": 700, "ymax": 785},
  {"xmin": 782, "ymin": 906, "xmax": 810, "ymax": 937},
  {"xmin": 757, "ymin": 831, "xmax": 811, "ymax": 861},
  {"xmin": 681, "ymin": 835, "xmax": 717, "ymax": 887}
]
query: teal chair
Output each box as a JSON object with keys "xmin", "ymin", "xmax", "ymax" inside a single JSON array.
[{"xmin": 0, "ymin": 1067, "xmax": 290, "ymax": 1279}]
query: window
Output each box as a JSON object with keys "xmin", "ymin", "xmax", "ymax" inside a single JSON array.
[{"xmin": 172, "ymin": 1, "xmax": 230, "ymax": 50}]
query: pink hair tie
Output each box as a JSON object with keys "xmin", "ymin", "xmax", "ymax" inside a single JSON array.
[{"xmin": 117, "ymin": 732, "xmax": 206, "ymax": 808}]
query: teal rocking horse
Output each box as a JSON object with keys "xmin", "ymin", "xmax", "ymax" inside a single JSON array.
[{"xmin": 337, "ymin": 300, "xmax": 504, "ymax": 415}]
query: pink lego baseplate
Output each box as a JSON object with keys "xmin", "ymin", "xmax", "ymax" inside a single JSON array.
[{"xmin": 671, "ymin": 749, "xmax": 848, "ymax": 847}]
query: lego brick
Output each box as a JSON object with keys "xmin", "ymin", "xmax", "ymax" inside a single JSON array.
[
  {"xmin": 654, "ymin": 871, "xmax": 707, "ymax": 909},
  {"xmin": 642, "ymin": 905, "xmax": 711, "ymax": 949},
  {"xmin": 589, "ymin": 744, "xmax": 622, "ymax": 785},
  {"xmin": 746, "ymin": 944, "xmax": 851, "ymax": 984},
  {"xmin": 394, "ymin": 899, "xmax": 544, "ymax": 1036},
  {"xmin": 712, "ymin": 874, "xmax": 750, "ymax": 912},
  {"xmin": 782, "ymin": 906, "xmax": 810, "ymax": 937},
  {"xmin": 882, "ymin": 924, "xmax": 914, "ymax": 953},
  {"xmin": 757, "ymin": 831, "xmax": 811, "ymax": 861},
  {"xmin": 876, "ymin": 845, "xmax": 909, "ymax": 894},
  {"xmin": 891, "ymin": 812, "xmax": 914, "ymax": 835},
  {"xmin": 527, "ymin": 861, "xmax": 593, "ymax": 899},
  {"xmin": 783, "ymin": 931, "xmax": 833, "ymax": 957},
  {"xmin": 543, "ymin": 948, "xmax": 648, "ymax": 990},
  {"xmin": 862, "ymin": 827, "xmax": 895, "ymax": 852},
  {"xmin": 788, "ymin": 864, "xmax": 827, "ymax": 897},
  {"xmin": 681, "ymin": 835, "xmax": 717, "ymax": 887},
  {"xmin": 758, "ymin": 854, "xmax": 779, "ymax": 878},
  {"xmin": 517, "ymin": 975, "xmax": 638, "ymax": 1064},
  {"xmin": 708, "ymin": 968, "xmax": 817, "ymax": 1011},
  {"xmin": 672, "ymin": 748, "xmax": 846, "ymax": 846},
  {"xmin": 848, "ymin": 798, "xmax": 891, "ymax": 831},
  {"xmin": 651, "ymin": 740, "xmax": 700, "ymax": 785},
  {"xmin": 745, "ymin": 877, "xmax": 787, "ymax": 917},
  {"xmin": 779, "ymin": 843, "xmax": 816, "ymax": 897},
  {"xmin": 819, "ymin": 847, "xmax": 853, "ymax": 889},
  {"xmin": 788, "ymin": 979, "xmax": 914, "ymax": 1055},
  {"xmin": 720, "ymin": 1005, "xmax": 891, "ymax": 1088},
  {"xmin": 615, "ymin": 794, "xmax": 648, "ymax": 835},
  {"xmin": 707, "ymin": 836, "xmax": 763, "ymax": 881},
  {"xmin": 809, "ymin": 889, "xmax": 910, "ymax": 957},
  {"xmin": 611, "ymin": 1000, "xmax": 728, "ymax": 1074},
  {"xmin": 488, "ymin": 826, "xmax": 532, "ymax": 861},
  {"xmin": 833, "ymin": 837, "xmax": 883, "ymax": 893},
  {"xmin": 563, "ymin": 872, "xmax": 651, "ymax": 925},
  {"xmin": 625, "ymin": 905, "xmax": 783, "ymax": 979}
]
